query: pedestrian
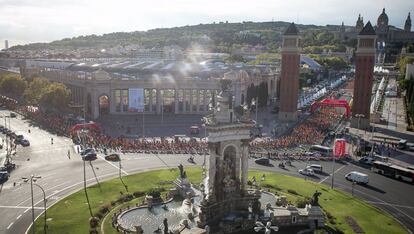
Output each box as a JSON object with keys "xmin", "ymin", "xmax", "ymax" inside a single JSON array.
[
  {"xmin": 13, "ymin": 182, "xmax": 16, "ymax": 187},
  {"xmin": 67, "ymin": 150, "xmax": 71, "ymax": 159}
]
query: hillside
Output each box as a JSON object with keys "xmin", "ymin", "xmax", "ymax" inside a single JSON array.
[{"xmin": 10, "ymin": 21, "xmax": 353, "ymax": 53}]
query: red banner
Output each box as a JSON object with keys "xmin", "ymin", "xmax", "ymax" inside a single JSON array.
[{"xmin": 334, "ymin": 139, "xmax": 346, "ymax": 158}]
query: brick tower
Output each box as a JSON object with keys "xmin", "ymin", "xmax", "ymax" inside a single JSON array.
[
  {"xmin": 279, "ymin": 23, "xmax": 301, "ymax": 122},
  {"xmin": 351, "ymin": 21, "xmax": 377, "ymax": 129}
]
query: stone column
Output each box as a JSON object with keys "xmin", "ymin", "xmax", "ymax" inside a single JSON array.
[
  {"xmin": 208, "ymin": 142, "xmax": 217, "ymax": 196},
  {"xmin": 196, "ymin": 90, "xmax": 200, "ymax": 113},
  {"xmin": 203, "ymin": 90, "xmax": 208, "ymax": 112},
  {"xmin": 156, "ymin": 89, "xmax": 161, "ymax": 114},
  {"xmin": 183, "ymin": 90, "xmax": 187, "ymax": 112},
  {"xmin": 109, "ymin": 89, "xmax": 115, "ymax": 114},
  {"xmin": 91, "ymin": 90, "xmax": 99, "ymax": 119},
  {"xmin": 241, "ymin": 141, "xmax": 249, "ymax": 191},
  {"xmin": 174, "ymin": 90, "xmax": 179, "ymax": 114},
  {"xmin": 149, "ymin": 90, "xmax": 153, "ymax": 112}
]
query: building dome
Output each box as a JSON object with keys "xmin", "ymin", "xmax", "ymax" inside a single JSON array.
[{"xmin": 377, "ymin": 8, "xmax": 389, "ymax": 27}]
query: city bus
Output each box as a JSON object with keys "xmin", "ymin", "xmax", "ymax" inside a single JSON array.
[
  {"xmin": 371, "ymin": 161, "xmax": 414, "ymax": 183},
  {"xmin": 310, "ymin": 145, "xmax": 333, "ymax": 156}
]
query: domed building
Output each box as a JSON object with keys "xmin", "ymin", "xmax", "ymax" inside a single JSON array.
[{"xmin": 338, "ymin": 8, "xmax": 414, "ymax": 62}]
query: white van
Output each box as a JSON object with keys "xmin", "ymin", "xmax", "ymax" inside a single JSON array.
[
  {"xmin": 345, "ymin": 171, "xmax": 369, "ymax": 184},
  {"xmin": 306, "ymin": 164, "xmax": 323, "ymax": 173}
]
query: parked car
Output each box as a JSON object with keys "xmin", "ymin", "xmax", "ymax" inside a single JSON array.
[
  {"xmin": 298, "ymin": 168, "xmax": 314, "ymax": 176},
  {"xmin": 255, "ymin": 158, "xmax": 270, "ymax": 166},
  {"xmin": 306, "ymin": 164, "xmax": 323, "ymax": 173},
  {"xmin": 9, "ymin": 112, "xmax": 17, "ymax": 118},
  {"xmin": 20, "ymin": 139, "xmax": 30, "ymax": 147},
  {"xmin": 345, "ymin": 171, "xmax": 369, "ymax": 184}
]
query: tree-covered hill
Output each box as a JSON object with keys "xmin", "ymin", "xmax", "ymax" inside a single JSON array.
[{"xmin": 10, "ymin": 21, "xmax": 353, "ymax": 53}]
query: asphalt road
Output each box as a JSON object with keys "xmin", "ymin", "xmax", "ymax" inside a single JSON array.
[{"xmin": 0, "ymin": 109, "xmax": 413, "ymax": 234}]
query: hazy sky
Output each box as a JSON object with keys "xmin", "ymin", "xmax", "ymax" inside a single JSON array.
[{"xmin": 0, "ymin": 0, "xmax": 413, "ymax": 48}]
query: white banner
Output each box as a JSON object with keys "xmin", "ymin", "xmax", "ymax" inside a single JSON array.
[{"xmin": 128, "ymin": 88, "xmax": 144, "ymax": 112}]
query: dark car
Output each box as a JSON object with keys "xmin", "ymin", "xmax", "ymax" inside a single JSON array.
[
  {"xmin": 10, "ymin": 112, "xmax": 17, "ymax": 118},
  {"xmin": 0, "ymin": 171, "xmax": 10, "ymax": 183},
  {"xmin": 255, "ymin": 157, "xmax": 270, "ymax": 166},
  {"xmin": 81, "ymin": 148, "xmax": 95, "ymax": 156},
  {"xmin": 83, "ymin": 153, "xmax": 97, "ymax": 161},
  {"xmin": 20, "ymin": 139, "xmax": 30, "ymax": 147},
  {"xmin": 1, "ymin": 128, "xmax": 7, "ymax": 134}
]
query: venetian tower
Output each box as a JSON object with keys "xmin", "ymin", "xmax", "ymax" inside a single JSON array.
[
  {"xmin": 197, "ymin": 79, "xmax": 261, "ymax": 232},
  {"xmin": 351, "ymin": 22, "xmax": 377, "ymax": 129},
  {"xmin": 279, "ymin": 23, "xmax": 301, "ymax": 122}
]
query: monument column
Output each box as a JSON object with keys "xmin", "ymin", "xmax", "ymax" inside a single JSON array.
[
  {"xmin": 351, "ymin": 22, "xmax": 377, "ymax": 129},
  {"xmin": 279, "ymin": 22, "xmax": 301, "ymax": 122}
]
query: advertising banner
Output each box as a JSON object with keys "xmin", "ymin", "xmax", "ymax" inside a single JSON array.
[
  {"xmin": 128, "ymin": 88, "xmax": 144, "ymax": 112},
  {"xmin": 334, "ymin": 139, "xmax": 346, "ymax": 158}
]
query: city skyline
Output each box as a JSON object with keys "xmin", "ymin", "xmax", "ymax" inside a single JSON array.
[{"xmin": 0, "ymin": 0, "xmax": 413, "ymax": 49}]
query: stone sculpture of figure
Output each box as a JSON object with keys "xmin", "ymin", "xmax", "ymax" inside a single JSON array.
[
  {"xmin": 163, "ymin": 218, "xmax": 168, "ymax": 234},
  {"xmin": 178, "ymin": 164, "xmax": 186, "ymax": 179},
  {"xmin": 311, "ymin": 190, "xmax": 322, "ymax": 206}
]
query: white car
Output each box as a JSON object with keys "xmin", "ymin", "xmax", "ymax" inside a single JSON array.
[
  {"xmin": 345, "ymin": 171, "xmax": 369, "ymax": 184},
  {"xmin": 299, "ymin": 168, "xmax": 314, "ymax": 176}
]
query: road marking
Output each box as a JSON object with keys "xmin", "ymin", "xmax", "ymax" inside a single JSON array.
[
  {"xmin": 0, "ymin": 205, "xmax": 44, "ymax": 210},
  {"xmin": 97, "ymin": 154, "xmax": 129, "ymax": 175},
  {"xmin": 7, "ymin": 222, "xmax": 13, "ymax": 229},
  {"xmin": 319, "ymin": 164, "xmax": 347, "ymax": 184},
  {"xmin": 16, "ymin": 214, "xmax": 22, "ymax": 220},
  {"xmin": 15, "ymin": 181, "xmax": 71, "ymax": 207},
  {"xmin": 366, "ymin": 201, "xmax": 414, "ymax": 209}
]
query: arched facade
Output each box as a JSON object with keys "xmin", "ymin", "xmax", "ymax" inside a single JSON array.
[{"xmin": 98, "ymin": 94, "xmax": 110, "ymax": 115}]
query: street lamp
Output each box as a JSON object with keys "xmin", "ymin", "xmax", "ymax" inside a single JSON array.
[{"xmin": 22, "ymin": 175, "xmax": 45, "ymax": 234}]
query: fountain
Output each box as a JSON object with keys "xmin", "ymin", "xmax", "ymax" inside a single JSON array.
[{"xmin": 115, "ymin": 78, "xmax": 324, "ymax": 233}]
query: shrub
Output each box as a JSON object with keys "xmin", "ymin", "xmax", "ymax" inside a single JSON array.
[
  {"xmin": 262, "ymin": 183, "xmax": 282, "ymax": 191},
  {"xmin": 117, "ymin": 194, "xmax": 133, "ymax": 203},
  {"xmin": 247, "ymin": 180, "xmax": 253, "ymax": 186},
  {"xmin": 110, "ymin": 200, "xmax": 117, "ymax": 207},
  {"xmin": 287, "ymin": 189, "xmax": 298, "ymax": 195},
  {"xmin": 89, "ymin": 216, "xmax": 100, "ymax": 228},
  {"xmin": 94, "ymin": 212, "xmax": 103, "ymax": 220},
  {"xmin": 133, "ymin": 191, "xmax": 145, "ymax": 198},
  {"xmin": 296, "ymin": 197, "xmax": 311, "ymax": 208},
  {"xmin": 147, "ymin": 188, "xmax": 164, "ymax": 198},
  {"xmin": 99, "ymin": 204, "xmax": 111, "ymax": 214}
]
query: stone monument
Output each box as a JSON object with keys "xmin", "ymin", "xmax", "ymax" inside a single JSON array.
[
  {"xmin": 307, "ymin": 190, "xmax": 325, "ymax": 229},
  {"xmin": 197, "ymin": 78, "xmax": 260, "ymax": 232}
]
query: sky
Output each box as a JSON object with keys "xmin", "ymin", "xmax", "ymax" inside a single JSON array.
[{"xmin": 0, "ymin": 0, "xmax": 413, "ymax": 49}]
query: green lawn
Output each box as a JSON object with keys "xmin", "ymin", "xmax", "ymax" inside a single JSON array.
[{"xmin": 33, "ymin": 167, "xmax": 407, "ymax": 234}]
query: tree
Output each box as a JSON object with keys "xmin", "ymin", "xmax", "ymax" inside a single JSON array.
[
  {"xmin": 39, "ymin": 82, "xmax": 71, "ymax": 110},
  {"xmin": 23, "ymin": 77, "xmax": 50, "ymax": 105},
  {"xmin": 0, "ymin": 74, "xmax": 27, "ymax": 98}
]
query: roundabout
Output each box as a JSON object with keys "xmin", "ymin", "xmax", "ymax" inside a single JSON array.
[{"xmin": 31, "ymin": 167, "xmax": 407, "ymax": 234}]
